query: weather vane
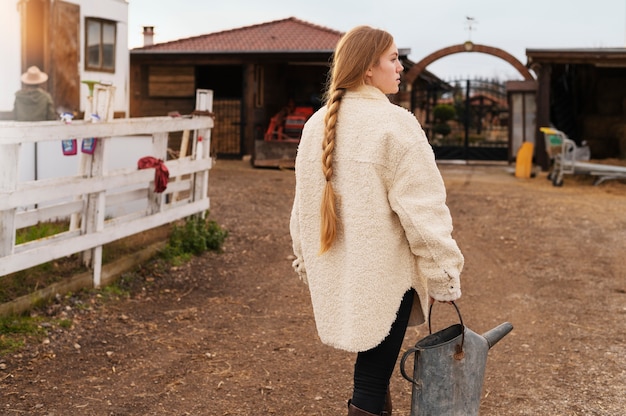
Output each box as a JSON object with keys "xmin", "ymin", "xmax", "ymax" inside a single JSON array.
[{"xmin": 465, "ymin": 16, "xmax": 478, "ymax": 41}]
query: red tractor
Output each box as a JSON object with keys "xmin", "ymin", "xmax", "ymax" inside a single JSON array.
[{"xmin": 264, "ymin": 105, "xmax": 314, "ymax": 142}]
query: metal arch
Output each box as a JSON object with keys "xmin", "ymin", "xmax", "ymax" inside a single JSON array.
[{"xmin": 405, "ymin": 42, "xmax": 535, "ymax": 84}]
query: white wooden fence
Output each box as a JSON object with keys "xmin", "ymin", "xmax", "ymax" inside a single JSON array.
[{"xmin": 0, "ymin": 113, "xmax": 213, "ymax": 288}]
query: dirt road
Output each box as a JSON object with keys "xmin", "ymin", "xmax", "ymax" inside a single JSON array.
[{"xmin": 1, "ymin": 159, "xmax": 625, "ymax": 415}]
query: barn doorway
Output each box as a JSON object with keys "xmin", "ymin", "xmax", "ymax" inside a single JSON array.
[{"xmin": 196, "ymin": 65, "xmax": 243, "ymax": 158}]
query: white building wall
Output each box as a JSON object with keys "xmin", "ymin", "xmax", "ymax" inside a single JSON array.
[{"xmin": 79, "ymin": 0, "xmax": 130, "ymax": 116}]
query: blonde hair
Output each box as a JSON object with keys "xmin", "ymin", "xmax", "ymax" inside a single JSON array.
[{"xmin": 319, "ymin": 26, "xmax": 394, "ymax": 253}]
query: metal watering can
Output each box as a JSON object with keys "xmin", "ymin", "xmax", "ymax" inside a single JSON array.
[{"xmin": 400, "ymin": 302, "xmax": 513, "ymax": 416}]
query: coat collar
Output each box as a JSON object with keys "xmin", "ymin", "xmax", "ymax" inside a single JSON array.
[{"xmin": 343, "ymin": 85, "xmax": 390, "ymax": 102}]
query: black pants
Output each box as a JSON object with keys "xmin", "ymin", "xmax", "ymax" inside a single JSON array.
[{"xmin": 351, "ymin": 289, "xmax": 415, "ymax": 414}]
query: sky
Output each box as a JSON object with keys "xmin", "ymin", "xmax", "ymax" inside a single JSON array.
[{"xmin": 127, "ymin": 0, "xmax": 626, "ymax": 81}]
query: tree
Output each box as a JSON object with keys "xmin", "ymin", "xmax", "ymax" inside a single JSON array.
[{"xmin": 432, "ymin": 104, "xmax": 456, "ymax": 138}]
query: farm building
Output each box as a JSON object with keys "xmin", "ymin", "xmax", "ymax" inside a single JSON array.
[{"xmin": 129, "ymin": 17, "xmax": 449, "ymax": 165}]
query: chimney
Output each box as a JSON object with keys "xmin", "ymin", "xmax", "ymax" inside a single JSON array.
[{"xmin": 142, "ymin": 26, "xmax": 155, "ymax": 47}]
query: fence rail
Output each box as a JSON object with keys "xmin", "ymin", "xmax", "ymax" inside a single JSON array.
[{"xmin": 0, "ymin": 114, "xmax": 213, "ymax": 288}]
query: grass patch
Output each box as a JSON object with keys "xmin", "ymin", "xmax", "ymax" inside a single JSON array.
[
  {"xmin": 96, "ymin": 283, "xmax": 131, "ymax": 301},
  {"xmin": 0, "ymin": 314, "xmax": 75, "ymax": 356},
  {"xmin": 0, "ymin": 315, "xmax": 47, "ymax": 355},
  {"xmin": 15, "ymin": 221, "xmax": 68, "ymax": 245},
  {"xmin": 58, "ymin": 319, "xmax": 72, "ymax": 329}
]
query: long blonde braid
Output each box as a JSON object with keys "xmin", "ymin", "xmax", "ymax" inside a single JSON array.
[
  {"xmin": 319, "ymin": 89, "xmax": 344, "ymax": 253},
  {"xmin": 318, "ymin": 26, "xmax": 394, "ymax": 254}
]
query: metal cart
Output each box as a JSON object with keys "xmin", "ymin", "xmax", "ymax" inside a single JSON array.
[{"xmin": 541, "ymin": 127, "xmax": 626, "ymax": 186}]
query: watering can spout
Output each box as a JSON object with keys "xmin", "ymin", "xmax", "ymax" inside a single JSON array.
[{"xmin": 482, "ymin": 322, "xmax": 513, "ymax": 349}]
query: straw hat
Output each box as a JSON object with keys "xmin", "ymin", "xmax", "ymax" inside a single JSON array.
[{"xmin": 21, "ymin": 66, "xmax": 48, "ymax": 85}]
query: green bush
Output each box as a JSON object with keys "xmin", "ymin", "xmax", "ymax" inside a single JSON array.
[
  {"xmin": 433, "ymin": 104, "xmax": 456, "ymax": 122},
  {"xmin": 161, "ymin": 213, "xmax": 228, "ymax": 261}
]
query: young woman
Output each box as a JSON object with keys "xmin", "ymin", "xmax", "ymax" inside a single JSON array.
[{"xmin": 289, "ymin": 26, "xmax": 464, "ymax": 416}]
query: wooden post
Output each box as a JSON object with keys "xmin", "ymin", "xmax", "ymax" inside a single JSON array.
[
  {"xmin": 71, "ymin": 84, "xmax": 116, "ymax": 231},
  {"xmin": 171, "ymin": 129, "xmax": 190, "ymax": 202},
  {"xmin": 146, "ymin": 132, "xmax": 168, "ymax": 215},
  {"xmin": 192, "ymin": 90, "xmax": 213, "ymax": 216},
  {"xmin": 243, "ymin": 64, "xmax": 256, "ymax": 158},
  {"xmin": 535, "ymin": 64, "xmax": 552, "ymax": 171},
  {"xmin": 0, "ymin": 144, "xmax": 19, "ymax": 257},
  {"xmin": 80, "ymin": 84, "xmax": 116, "ymax": 287}
]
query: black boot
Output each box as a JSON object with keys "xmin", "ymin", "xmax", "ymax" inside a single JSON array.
[
  {"xmin": 347, "ymin": 387, "xmax": 392, "ymax": 416},
  {"xmin": 384, "ymin": 388, "xmax": 392, "ymax": 415},
  {"xmin": 347, "ymin": 400, "xmax": 382, "ymax": 416}
]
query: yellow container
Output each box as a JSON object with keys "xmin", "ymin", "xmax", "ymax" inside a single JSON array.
[{"xmin": 515, "ymin": 142, "xmax": 534, "ymax": 179}]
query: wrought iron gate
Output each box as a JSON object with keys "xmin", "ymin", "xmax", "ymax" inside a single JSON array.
[{"xmin": 420, "ymin": 79, "xmax": 509, "ymax": 161}]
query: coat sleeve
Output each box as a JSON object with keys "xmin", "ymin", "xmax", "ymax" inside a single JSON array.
[
  {"xmin": 289, "ymin": 189, "xmax": 308, "ymax": 285},
  {"xmin": 387, "ymin": 123, "xmax": 463, "ymax": 301}
]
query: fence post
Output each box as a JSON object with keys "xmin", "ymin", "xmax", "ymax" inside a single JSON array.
[
  {"xmin": 193, "ymin": 89, "xmax": 213, "ymax": 212},
  {"xmin": 0, "ymin": 144, "xmax": 19, "ymax": 257},
  {"xmin": 82, "ymin": 133, "xmax": 107, "ymax": 287},
  {"xmin": 145, "ymin": 132, "xmax": 168, "ymax": 215},
  {"xmin": 80, "ymin": 84, "xmax": 116, "ymax": 287}
]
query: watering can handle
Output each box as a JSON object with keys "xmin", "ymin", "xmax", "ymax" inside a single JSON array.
[
  {"xmin": 428, "ymin": 300, "xmax": 463, "ymax": 332},
  {"xmin": 429, "ymin": 301, "xmax": 465, "ymax": 354},
  {"xmin": 400, "ymin": 346, "xmax": 419, "ymax": 385},
  {"xmin": 400, "ymin": 301, "xmax": 466, "ymax": 384}
]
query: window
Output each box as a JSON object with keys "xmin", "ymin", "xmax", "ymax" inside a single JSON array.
[{"xmin": 85, "ymin": 18, "xmax": 116, "ymax": 72}]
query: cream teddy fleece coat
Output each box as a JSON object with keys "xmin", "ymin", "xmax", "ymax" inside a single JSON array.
[{"xmin": 290, "ymin": 85, "xmax": 463, "ymax": 352}]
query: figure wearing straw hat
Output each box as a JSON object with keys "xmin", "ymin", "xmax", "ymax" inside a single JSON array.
[{"xmin": 13, "ymin": 66, "xmax": 57, "ymax": 121}]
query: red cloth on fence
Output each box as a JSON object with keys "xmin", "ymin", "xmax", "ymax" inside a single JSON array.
[{"xmin": 137, "ymin": 156, "xmax": 169, "ymax": 193}]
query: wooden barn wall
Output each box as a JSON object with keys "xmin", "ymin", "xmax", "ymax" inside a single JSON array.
[
  {"xmin": 148, "ymin": 66, "xmax": 195, "ymax": 98},
  {"xmin": 578, "ymin": 67, "xmax": 626, "ymax": 158},
  {"xmin": 51, "ymin": 1, "xmax": 80, "ymax": 114},
  {"xmin": 130, "ymin": 63, "xmax": 196, "ymax": 117}
]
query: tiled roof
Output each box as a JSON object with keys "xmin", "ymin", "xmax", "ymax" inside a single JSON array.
[{"xmin": 132, "ymin": 17, "xmax": 343, "ymax": 53}]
